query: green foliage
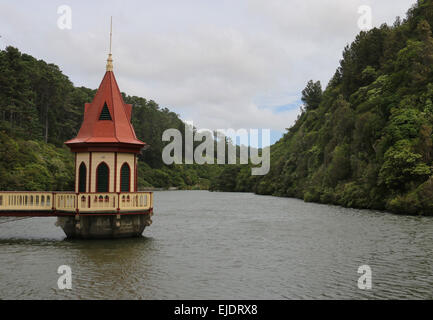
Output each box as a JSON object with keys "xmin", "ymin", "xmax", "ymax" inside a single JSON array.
[
  {"xmin": 211, "ymin": 1, "xmax": 433, "ymax": 215},
  {"xmin": 209, "ymin": 165, "xmax": 242, "ymax": 192},
  {"xmin": 379, "ymin": 140, "xmax": 431, "ymax": 190},
  {"xmin": 0, "ymin": 46, "xmax": 224, "ymax": 192},
  {"xmin": 0, "ymin": 131, "xmax": 74, "ymax": 191},
  {"xmin": 5, "ymin": 0, "xmax": 433, "ymax": 217},
  {"xmin": 301, "ymin": 80, "xmax": 322, "ymax": 110},
  {"xmin": 325, "ymin": 144, "xmax": 351, "ymax": 187}
]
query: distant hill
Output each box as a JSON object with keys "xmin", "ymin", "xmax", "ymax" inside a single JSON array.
[{"xmin": 211, "ymin": 0, "xmax": 433, "ymax": 215}]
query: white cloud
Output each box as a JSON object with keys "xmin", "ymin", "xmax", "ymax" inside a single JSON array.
[{"xmin": 0, "ymin": 0, "xmax": 415, "ymax": 138}]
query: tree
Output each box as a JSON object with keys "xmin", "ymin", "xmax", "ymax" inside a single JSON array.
[
  {"xmin": 379, "ymin": 140, "xmax": 431, "ymax": 191},
  {"xmin": 301, "ymin": 80, "xmax": 322, "ymax": 110}
]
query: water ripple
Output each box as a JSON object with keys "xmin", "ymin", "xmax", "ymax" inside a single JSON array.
[{"xmin": 1, "ymin": 191, "xmax": 433, "ymax": 299}]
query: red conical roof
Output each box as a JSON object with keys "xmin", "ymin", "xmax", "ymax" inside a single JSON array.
[{"xmin": 65, "ymin": 70, "xmax": 146, "ymax": 153}]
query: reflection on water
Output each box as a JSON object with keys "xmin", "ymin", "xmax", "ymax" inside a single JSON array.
[{"xmin": 0, "ymin": 191, "xmax": 432, "ymax": 299}]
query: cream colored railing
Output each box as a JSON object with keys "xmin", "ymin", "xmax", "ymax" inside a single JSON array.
[
  {"xmin": 77, "ymin": 193, "xmax": 118, "ymax": 213},
  {"xmin": 119, "ymin": 192, "xmax": 151, "ymax": 211},
  {"xmin": 55, "ymin": 193, "xmax": 76, "ymax": 211},
  {"xmin": 0, "ymin": 192, "xmax": 53, "ymax": 211},
  {"xmin": 0, "ymin": 191, "xmax": 153, "ymax": 214}
]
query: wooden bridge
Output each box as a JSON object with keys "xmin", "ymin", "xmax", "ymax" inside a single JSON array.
[{"xmin": 0, "ymin": 191, "xmax": 153, "ymax": 217}]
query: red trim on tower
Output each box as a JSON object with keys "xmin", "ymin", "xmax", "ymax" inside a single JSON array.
[
  {"xmin": 67, "ymin": 143, "xmax": 143, "ymax": 154},
  {"xmin": 114, "ymin": 152, "xmax": 118, "ymax": 193},
  {"xmin": 89, "ymin": 152, "xmax": 92, "ymax": 192},
  {"xmin": 134, "ymin": 154, "xmax": 137, "ymax": 192},
  {"xmin": 74, "ymin": 153, "xmax": 77, "ymax": 192}
]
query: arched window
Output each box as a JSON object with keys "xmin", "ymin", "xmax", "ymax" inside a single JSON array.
[
  {"xmin": 78, "ymin": 162, "xmax": 87, "ymax": 193},
  {"xmin": 96, "ymin": 162, "xmax": 109, "ymax": 193},
  {"xmin": 120, "ymin": 163, "xmax": 131, "ymax": 192}
]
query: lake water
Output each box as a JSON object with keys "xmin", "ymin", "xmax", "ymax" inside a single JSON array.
[{"xmin": 0, "ymin": 191, "xmax": 432, "ymax": 300}]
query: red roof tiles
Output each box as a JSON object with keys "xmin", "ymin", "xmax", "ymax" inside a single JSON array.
[{"xmin": 65, "ymin": 71, "xmax": 145, "ymax": 153}]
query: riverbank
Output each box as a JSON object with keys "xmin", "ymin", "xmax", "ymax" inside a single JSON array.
[
  {"xmin": 140, "ymin": 184, "xmax": 210, "ymax": 192},
  {"xmin": 209, "ymin": 187, "xmax": 433, "ymax": 217}
]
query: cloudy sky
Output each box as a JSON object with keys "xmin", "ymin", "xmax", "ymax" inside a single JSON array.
[{"xmin": 0, "ymin": 0, "xmax": 415, "ymax": 145}]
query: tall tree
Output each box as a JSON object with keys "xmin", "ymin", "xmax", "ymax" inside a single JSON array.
[{"xmin": 301, "ymin": 80, "xmax": 322, "ymax": 110}]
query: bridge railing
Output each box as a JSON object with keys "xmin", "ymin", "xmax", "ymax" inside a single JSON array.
[
  {"xmin": 119, "ymin": 192, "xmax": 151, "ymax": 211},
  {"xmin": 0, "ymin": 191, "xmax": 153, "ymax": 215},
  {"xmin": 0, "ymin": 192, "xmax": 53, "ymax": 211},
  {"xmin": 55, "ymin": 192, "xmax": 76, "ymax": 211},
  {"xmin": 77, "ymin": 193, "xmax": 118, "ymax": 213}
]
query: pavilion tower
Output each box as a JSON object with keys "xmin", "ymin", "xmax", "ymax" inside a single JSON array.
[
  {"xmin": 65, "ymin": 23, "xmax": 146, "ymax": 194},
  {"xmin": 1, "ymin": 19, "xmax": 153, "ymax": 239}
]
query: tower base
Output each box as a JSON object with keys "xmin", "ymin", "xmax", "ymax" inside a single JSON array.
[{"xmin": 56, "ymin": 213, "xmax": 152, "ymax": 239}]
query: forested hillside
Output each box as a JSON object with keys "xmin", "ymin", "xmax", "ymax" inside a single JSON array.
[
  {"xmin": 0, "ymin": 46, "xmax": 221, "ymax": 191},
  {"xmin": 211, "ymin": 0, "xmax": 433, "ymax": 215},
  {"xmin": 5, "ymin": 0, "xmax": 433, "ymax": 216}
]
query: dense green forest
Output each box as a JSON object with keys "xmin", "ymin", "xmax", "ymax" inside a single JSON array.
[
  {"xmin": 211, "ymin": 0, "xmax": 433, "ymax": 215},
  {"xmin": 0, "ymin": 46, "xmax": 222, "ymax": 191},
  {"xmin": 4, "ymin": 0, "xmax": 433, "ymax": 216}
]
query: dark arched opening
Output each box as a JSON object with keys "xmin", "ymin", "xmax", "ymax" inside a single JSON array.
[
  {"xmin": 120, "ymin": 163, "xmax": 131, "ymax": 192},
  {"xmin": 96, "ymin": 162, "xmax": 109, "ymax": 193},
  {"xmin": 78, "ymin": 162, "xmax": 87, "ymax": 193}
]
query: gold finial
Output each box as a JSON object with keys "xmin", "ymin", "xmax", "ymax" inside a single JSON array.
[{"xmin": 106, "ymin": 16, "xmax": 113, "ymax": 71}]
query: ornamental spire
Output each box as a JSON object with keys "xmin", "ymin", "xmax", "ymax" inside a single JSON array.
[{"xmin": 106, "ymin": 16, "xmax": 113, "ymax": 72}]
